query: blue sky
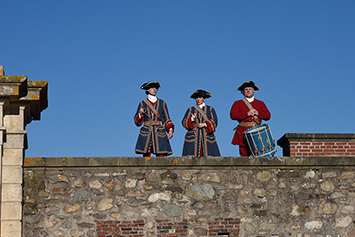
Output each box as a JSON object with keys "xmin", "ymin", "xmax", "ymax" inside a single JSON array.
[{"xmin": 2, "ymin": 1, "xmax": 354, "ymax": 157}]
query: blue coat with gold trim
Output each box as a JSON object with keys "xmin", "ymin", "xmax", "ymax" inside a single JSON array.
[
  {"xmin": 182, "ymin": 105, "xmax": 220, "ymax": 157},
  {"xmin": 134, "ymin": 98, "xmax": 174, "ymax": 155}
]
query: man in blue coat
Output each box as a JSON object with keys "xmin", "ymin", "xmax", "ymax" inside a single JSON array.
[
  {"xmin": 182, "ymin": 89, "xmax": 220, "ymax": 157},
  {"xmin": 134, "ymin": 81, "xmax": 174, "ymax": 157}
]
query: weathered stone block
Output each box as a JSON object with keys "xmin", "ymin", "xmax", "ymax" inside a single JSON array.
[
  {"xmin": 1, "ymin": 221, "xmax": 22, "ymax": 237},
  {"xmin": 2, "ymin": 149, "xmax": 23, "ymax": 165},
  {"xmin": 2, "ymin": 165, "xmax": 22, "ymax": 183},
  {"xmin": 1, "ymin": 202, "xmax": 22, "ymax": 220},
  {"xmin": 1, "ymin": 184, "xmax": 22, "ymax": 201}
]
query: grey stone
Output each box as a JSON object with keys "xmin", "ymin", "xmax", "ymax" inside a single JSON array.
[
  {"xmin": 335, "ymin": 216, "xmax": 352, "ymax": 227},
  {"xmin": 42, "ymin": 218, "xmax": 58, "ymax": 228},
  {"xmin": 193, "ymin": 202, "xmax": 204, "ymax": 209},
  {"xmin": 61, "ymin": 221, "xmax": 73, "ymax": 229},
  {"xmin": 223, "ymin": 191, "xmax": 237, "ymax": 202},
  {"xmin": 73, "ymin": 214, "xmax": 82, "ymax": 220},
  {"xmin": 260, "ymin": 223, "xmax": 276, "ymax": 231},
  {"xmin": 73, "ymin": 178, "xmax": 85, "ymax": 187},
  {"xmin": 243, "ymin": 223, "xmax": 256, "ymax": 233},
  {"xmin": 89, "ymin": 180, "xmax": 102, "ymax": 189},
  {"xmin": 92, "ymin": 213, "xmax": 106, "ymax": 219},
  {"xmin": 304, "ymin": 220, "xmax": 323, "ymax": 229},
  {"xmin": 112, "ymin": 189, "xmax": 125, "ymax": 196},
  {"xmin": 24, "ymin": 215, "xmax": 42, "ymax": 224},
  {"xmin": 254, "ymin": 188, "xmax": 266, "ymax": 198},
  {"xmin": 197, "ymin": 210, "xmax": 211, "ymax": 216},
  {"xmin": 257, "ymin": 171, "xmax": 271, "ymax": 182},
  {"xmin": 165, "ymin": 186, "xmax": 184, "ymax": 193},
  {"xmin": 77, "ymin": 222, "xmax": 95, "ymax": 228},
  {"xmin": 198, "ymin": 173, "xmax": 221, "ymax": 183},
  {"xmin": 323, "ymin": 171, "xmax": 337, "ymax": 179},
  {"xmin": 49, "ymin": 174, "xmax": 69, "ymax": 184},
  {"xmin": 39, "ymin": 231, "xmax": 49, "ymax": 237},
  {"xmin": 160, "ymin": 171, "xmax": 178, "ymax": 179},
  {"xmin": 251, "ymin": 203, "xmax": 262, "ymax": 209},
  {"xmin": 320, "ymin": 181, "xmax": 335, "ymax": 192},
  {"xmin": 73, "ymin": 190, "xmax": 89, "ymax": 203},
  {"xmin": 319, "ymin": 202, "xmax": 337, "ymax": 214},
  {"xmin": 148, "ymin": 193, "xmax": 170, "ymax": 202},
  {"xmin": 164, "ymin": 203, "xmax": 183, "ymax": 217},
  {"xmin": 340, "ymin": 205, "xmax": 354, "ymax": 215},
  {"xmin": 125, "ymin": 179, "xmax": 138, "ymax": 188},
  {"xmin": 127, "ymin": 190, "xmax": 144, "ymax": 198},
  {"xmin": 253, "ymin": 210, "xmax": 267, "ymax": 216},
  {"xmin": 304, "ymin": 170, "xmax": 316, "ymax": 179},
  {"xmin": 186, "ymin": 184, "xmax": 215, "ymax": 201},
  {"xmin": 140, "ymin": 207, "xmax": 160, "ymax": 217},
  {"xmin": 70, "ymin": 230, "xmax": 85, "ymax": 237}
]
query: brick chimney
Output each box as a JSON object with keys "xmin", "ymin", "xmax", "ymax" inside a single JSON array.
[{"xmin": 277, "ymin": 133, "xmax": 355, "ymax": 156}]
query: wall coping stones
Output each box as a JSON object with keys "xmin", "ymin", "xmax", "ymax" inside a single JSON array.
[{"xmin": 24, "ymin": 156, "xmax": 355, "ymax": 170}]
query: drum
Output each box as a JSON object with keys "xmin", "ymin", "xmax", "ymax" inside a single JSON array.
[{"xmin": 245, "ymin": 124, "xmax": 276, "ymax": 157}]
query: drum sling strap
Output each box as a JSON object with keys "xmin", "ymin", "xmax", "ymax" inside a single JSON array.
[
  {"xmin": 193, "ymin": 105, "xmax": 209, "ymax": 122},
  {"xmin": 242, "ymin": 98, "xmax": 261, "ymax": 125},
  {"xmin": 233, "ymin": 99, "xmax": 261, "ymax": 131}
]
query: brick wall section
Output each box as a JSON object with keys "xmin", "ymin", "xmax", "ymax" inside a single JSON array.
[
  {"xmin": 288, "ymin": 142, "xmax": 355, "ymax": 156},
  {"xmin": 208, "ymin": 218, "xmax": 240, "ymax": 236},
  {"xmin": 277, "ymin": 133, "xmax": 355, "ymax": 156},
  {"xmin": 96, "ymin": 218, "xmax": 239, "ymax": 237},
  {"xmin": 96, "ymin": 220, "xmax": 145, "ymax": 237},
  {"xmin": 156, "ymin": 219, "xmax": 188, "ymax": 237}
]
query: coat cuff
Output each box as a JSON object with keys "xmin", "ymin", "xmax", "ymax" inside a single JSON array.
[
  {"xmin": 165, "ymin": 119, "xmax": 174, "ymax": 131},
  {"xmin": 134, "ymin": 114, "xmax": 144, "ymax": 126},
  {"xmin": 205, "ymin": 120, "xmax": 216, "ymax": 133}
]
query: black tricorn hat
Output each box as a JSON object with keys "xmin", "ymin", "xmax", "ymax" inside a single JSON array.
[
  {"xmin": 140, "ymin": 81, "xmax": 161, "ymax": 90},
  {"xmin": 190, "ymin": 89, "xmax": 212, "ymax": 99},
  {"xmin": 237, "ymin": 81, "xmax": 259, "ymax": 91}
]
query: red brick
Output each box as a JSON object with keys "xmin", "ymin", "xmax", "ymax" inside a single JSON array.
[{"xmin": 299, "ymin": 149, "xmax": 311, "ymax": 152}]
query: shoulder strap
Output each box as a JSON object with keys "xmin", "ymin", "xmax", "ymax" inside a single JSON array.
[
  {"xmin": 242, "ymin": 98, "xmax": 261, "ymax": 125},
  {"xmin": 193, "ymin": 105, "xmax": 209, "ymax": 121},
  {"xmin": 242, "ymin": 98, "xmax": 254, "ymax": 111},
  {"xmin": 143, "ymin": 99, "xmax": 161, "ymax": 119}
]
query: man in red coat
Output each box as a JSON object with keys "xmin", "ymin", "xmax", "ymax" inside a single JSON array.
[{"xmin": 230, "ymin": 81, "xmax": 271, "ymax": 156}]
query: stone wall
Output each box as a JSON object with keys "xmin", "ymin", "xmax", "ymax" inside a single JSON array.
[{"xmin": 23, "ymin": 156, "xmax": 355, "ymax": 237}]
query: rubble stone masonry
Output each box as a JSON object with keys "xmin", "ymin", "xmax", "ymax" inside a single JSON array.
[{"xmin": 23, "ymin": 156, "xmax": 355, "ymax": 237}]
